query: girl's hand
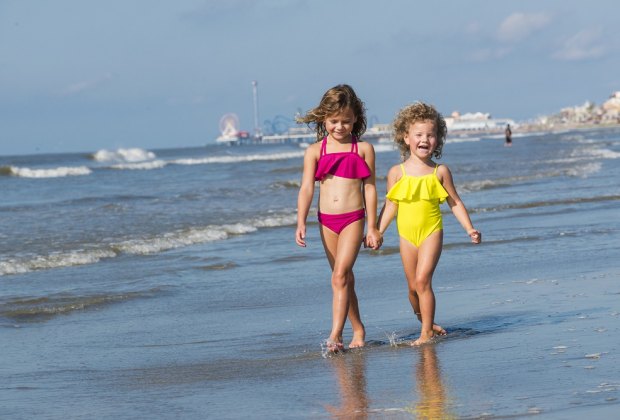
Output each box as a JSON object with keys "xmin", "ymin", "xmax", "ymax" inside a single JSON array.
[
  {"xmin": 468, "ymin": 229, "xmax": 481, "ymax": 244},
  {"xmin": 366, "ymin": 228, "xmax": 383, "ymax": 250},
  {"xmin": 296, "ymin": 225, "xmax": 307, "ymax": 247}
]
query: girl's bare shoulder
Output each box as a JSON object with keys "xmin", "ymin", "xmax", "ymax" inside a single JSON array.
[
  {"xmin": 436, "ymin": 163, "xmax": 452, "ymax": 175},
  {"xmin": 357, "ymin": 140, "xmax": 375, "ymax": 158},
  {"xmin": 387, "ymin": 163, "xmax": 403, "ymax": 179},
  {"xmin": 357, "ymin": 139, "xmax": 374, "ymax": 150},
  {"xmin": 304, "ymin": 141, "xmax": 322, "ymax": 156},
  {"xmin": 435, "ymin": 163, "xmax": 454, "ymax": 183}
]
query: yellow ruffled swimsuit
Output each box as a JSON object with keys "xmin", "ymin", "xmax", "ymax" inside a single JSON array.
[{"xmin": 386, "ymin": 164, "xmax": 449, "ymax": 247}]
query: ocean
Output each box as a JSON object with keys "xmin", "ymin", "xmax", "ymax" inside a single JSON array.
[{"xmin": 1, "ymin": 127, "xmax": 619, "ymax": 419}]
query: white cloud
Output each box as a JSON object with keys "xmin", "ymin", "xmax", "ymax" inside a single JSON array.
[
  {"xmin": 552, "ymin": 28, "xmax": 606, "ymax": 61},
  {"xmin": 60, "ymin": 73, "xmax": 113, "ymax": 96},
  {"xmin": 497, "ymin": 12, "xmax": 551, "ymax": 43}
]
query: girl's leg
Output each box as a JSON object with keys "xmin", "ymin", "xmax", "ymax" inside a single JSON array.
[
  {"xmin": 320, "ymin": 220, "xmax": 364, "ymax": 349},
  {"xmin": 400, "ymin": 231, "xmax": 443, "ymax": 345},
  {"xmin": 409, "ymin": 291, "xmax": 446, "ymax": 336},
  {"xmin": 346, "ymin": 272, "xmax": 366, "ymax": 348}
]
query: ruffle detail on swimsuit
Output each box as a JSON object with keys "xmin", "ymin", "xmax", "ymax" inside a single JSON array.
[
  {"xmin": 314, "ymin": 153, "xmax": 371, "ymax": 181},
  {"xmin": 386, "ymin": 174, "xmax": 448, "ymax": 203}
]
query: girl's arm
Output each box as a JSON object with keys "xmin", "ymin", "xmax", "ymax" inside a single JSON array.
[
  {"xmin": 437, "ymin": 165, "xmax": 481, "ymax": 244},
  {"xmin": 377, "ymin": 165, "xmax": 400, "ymax": 238},
  {"xmin": 295, "ymin": 145, "xmax": 319, "ymax": 247},
  {"xmin": 361, "ymin": 143, "xmax": 381, "ymax": 248}
]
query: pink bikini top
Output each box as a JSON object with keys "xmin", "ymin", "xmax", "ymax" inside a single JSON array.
[{"xmin": 314, "ymin": 136, "xmax": 371, "ymax": 181}]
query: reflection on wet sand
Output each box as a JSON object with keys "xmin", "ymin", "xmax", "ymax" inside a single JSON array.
[
  {"xmin": 410, "ymin": 345, "xmax": 455, "ymax": 419},
  {"xmin": 325, "ymin": 352, "xmax": 369, "ymax": 419}
]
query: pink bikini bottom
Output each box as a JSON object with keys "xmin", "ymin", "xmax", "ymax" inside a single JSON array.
[{"xmin": 318, "ymin": 209, "xmax": 365, "ymax": 234}]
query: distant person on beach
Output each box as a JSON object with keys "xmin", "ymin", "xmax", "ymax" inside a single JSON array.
[
  {"xmin": 295, "ymin": 84, "xmax": 381, "ymax": 353},
  {"xmin": 377, "ymin": 102, "xmax": 481, "ymax": 346},
  {"xmin": 504, "ymin": 124, "xmax": 512, "ymax": 147}
]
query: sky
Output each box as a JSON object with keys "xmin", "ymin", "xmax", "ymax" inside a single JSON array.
[{"xmin": 1, "ymin": 0, "xmax": 619, "ymax": 155}]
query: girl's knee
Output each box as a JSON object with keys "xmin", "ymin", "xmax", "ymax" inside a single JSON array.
[
  {"xmin": 414, "ymin": 275, "xmax": 432, "ymax": 291},
  {"xmin": 332, "ymin": 269, "xmax": 352, "ymax": 288}
]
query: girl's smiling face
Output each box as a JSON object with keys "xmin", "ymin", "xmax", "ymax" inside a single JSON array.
[
  {"xmin": 325, "ymin": 108, "xmax": 357, "ymax": 141},
  {"xmin": 404, "ymin": 120, "xmax": 438, "ymax": 160}
]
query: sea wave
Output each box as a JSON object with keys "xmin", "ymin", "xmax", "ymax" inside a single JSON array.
[
  {"xmin": 0, "ymin": 165, "xmax": 92, "ymax": 178},
  {"xmin": 270, "ymin": 180, "xmax": 301, "ymax": 189},
  {"xmin": 0, "ymin": 290, "xmax": 158, "ymax": 322},
  {"xmin": 374, "ymin": 143, "xmax": 398, "ymax": 153},
  {"xmin": 111, "ymin": 223, "xmax": 255, "ymax": 255},
  {"xmin": 108, "ymin": 160, "xmax": 167, "ymax": 170},
  {"xmin": 564, "ymin": 162, "xmax": 602, "ymax": 178},
  {"xmin": 0, "ymin": 249, "xmax": 117, "ymax": 275},
  {"xmin": 458, "ymin": 174, "xmax": 548, "ymax": 193},
  {"xmin": 171, "ymin": 151, "xmax": 305, "ymax": 165},
  {"xmin": 91, "ymin": 148, "xmax": 157, "ymax": 162},
  {"xmin": 447, "ymin": 136, "xmax": 482, "ymax": 143},
  {"xmin": 472, "ymin": 194, "xmax": 620, "ymax": 213},
  {"xmin": 0, "ymin": 212, "xmax": 297, "ymax": 276}
]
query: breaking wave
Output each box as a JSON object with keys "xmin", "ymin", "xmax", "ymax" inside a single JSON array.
[
  {"xmin": 91, "ymin": 148, "xmax": 156, "ymax": 163},
  {"xmin": 0, "ymin": 165, "xmax": 92, "ymax": 178},
  {"xmin": 0, "ymin": 213, "xmax": 297, "ymax": 276},
  {"xmin": 170, "ymin": 151, "xmax": 304, "ymax": 165}
]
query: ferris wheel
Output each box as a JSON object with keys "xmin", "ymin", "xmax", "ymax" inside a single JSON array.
[{"xmin": 218, "ymin": 113, "xmax": 240, "ymax": 140}]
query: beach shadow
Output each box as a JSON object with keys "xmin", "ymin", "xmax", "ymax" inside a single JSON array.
[
  {"xmin": 324, "ymin": 351, "xmax": 369, "ymax": 418},
  {"xmin": 407, "ymin": 345, "xmax": 456, "ymax": 419}
]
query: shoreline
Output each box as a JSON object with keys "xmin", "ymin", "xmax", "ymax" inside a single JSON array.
[{"xmin": 448, "ymin": 121, "xmax": 620, "ymax": 138}]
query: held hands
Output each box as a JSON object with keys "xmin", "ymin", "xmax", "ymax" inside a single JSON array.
[
  {"xmin": 468, "ymin": 229, "xmax": 482, "ymax": 244},
  {"xmin": 363, "ymin": 228, "xmax": 383, "ymax": 250}
]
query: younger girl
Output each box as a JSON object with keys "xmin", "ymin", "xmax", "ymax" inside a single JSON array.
[
  {"xmin": 295, "ymin": 84, "xmax": 381, "ymax": 352},
  {"xmin": 378, "ymin": 102, "xmax": 481, "ymax": 346}
]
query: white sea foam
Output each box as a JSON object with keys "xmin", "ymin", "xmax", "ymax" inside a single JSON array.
[
  {"xmin": 92, "ymin": 148, "xmax": 156, "ymax": 162},
  {"xmin": 0, "ymin": 249, "xmax": 116, "ymax": 276},
  {"xmin": 565, "ymin": 162, "xmax": 602, "ymax": 178},
  {"xmin": 112, "ymin": 229, "xmax": 228, "ymax": 255},
  {"xmin": 447, "ymin": 136, "xmax": 482, "ymax": 143},
  {"xmin": 5, "ymin": 165, "xmax": 92, "ymax": 178},
  {"xmin": 171, "ymin": 151, "xmax": 304, "ymax": 165},
  {"xmin": 459, "ymin": 179, "xmax": 505, "ymax": 193},
  {"xmin": 583, "ymin": 147, "xmax": 620, "ymax": 159},
  {"xmin": 252, "ymin": 213, "xmax": 297, "ymax": 228},
  {"xmin": 0, "ymin": 213, "xmax": 297, "ymax": 276},
  {"xmin": 109, "ymin": 160, "xmax": 167, "ymax": 170},
  {"xmin": 374, "ymin": 143, "xmax": 398, "ymax": 153}
]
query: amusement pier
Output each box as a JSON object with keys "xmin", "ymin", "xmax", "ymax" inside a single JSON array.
[{"xmin": 215, "ymin": 81, "xmax": 519, "ymax": 145}]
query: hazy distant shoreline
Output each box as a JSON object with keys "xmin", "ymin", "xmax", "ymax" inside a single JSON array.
[{"xmin": 448, "ymin": 121, "xmax": 620, "ymax": 138}]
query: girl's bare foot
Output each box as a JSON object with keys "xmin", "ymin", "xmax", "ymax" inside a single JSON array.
[
  {"xmin": 348, "ymin": 329, "xmax": 366, "ymax": 348},
  {"xmin": 415, "ymin": 313, "xmax": 446, "ymax": 336},
  {"xmin": 410, "ymin": 331, "xmax": 436, "ymax": 346},
  {"xmin": 433, "ymin": 324, "xmax": 447, "ymax": 336},
  {"xmin": 326, "ymin": 340, "xmax": 344, "ymax": 353}
]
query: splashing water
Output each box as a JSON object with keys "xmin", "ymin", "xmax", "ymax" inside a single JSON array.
[{"xmin": 385, "ymin": 331, "xmax": 400, "ymax": 347}]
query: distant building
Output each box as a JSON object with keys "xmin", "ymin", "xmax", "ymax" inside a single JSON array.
[
  {"xmin": 601, "ymin": 91, "xmax": 620, "ymax": 123},
  {"xmin": 445, "ymin": 111, "xmax": 515, "ymax": 132},
  {"xmin": 546, "ymin": 91, "xmax": 620, "ymax": 126}
]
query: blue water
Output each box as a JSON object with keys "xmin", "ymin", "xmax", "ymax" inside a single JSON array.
[{"xmin": 1, "ymin": 128, "xmax": 620, "ymax": 418}]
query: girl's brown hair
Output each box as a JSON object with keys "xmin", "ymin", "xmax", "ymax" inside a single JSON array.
[{"xmin": 297, "ymin": 84, "xmax": 367, "ymax": 142}]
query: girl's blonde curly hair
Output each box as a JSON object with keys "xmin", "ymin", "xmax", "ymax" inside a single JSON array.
[
  {"xmin": 392, "ymin": 102, "xmax": 447, "ymax": 161},
  {"xmin": 296, "ymin": 84, "xmax": 367, "ymax": 142}
]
